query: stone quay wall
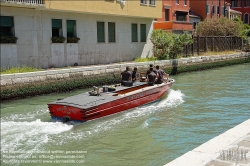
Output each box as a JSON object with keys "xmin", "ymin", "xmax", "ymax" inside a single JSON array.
[{"xmin": 1, "ymin": 52, "xmax": 249, "ymax": 87}]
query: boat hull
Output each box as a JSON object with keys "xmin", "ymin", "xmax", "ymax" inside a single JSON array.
[{"xmin": 48, "ymin": 80, "xmax": 174, "ymax": 122}]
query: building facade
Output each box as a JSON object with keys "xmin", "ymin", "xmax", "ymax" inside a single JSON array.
[
  {"xmin": 226, "ymin": 0, "xmax": 250, "ymax": 24},
  {"xmin": 0, "ymin": 0, "xmax": 161, "ymax": 68},
  {"xmin": 189, "ymin": 0, "xmax": 226, "ymax": 20},
  {"xmin": 154, "ymin": 0, "xmax": 193, "ymax": 34}
]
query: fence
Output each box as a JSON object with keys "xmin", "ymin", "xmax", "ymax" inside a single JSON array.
[
  {"xmin": 0, "ymin": 0, "xmax": 44, "ymax": 4},
  {"xmin": 182, "ymin": 36, "xmax": 244, "ymax": 57}
]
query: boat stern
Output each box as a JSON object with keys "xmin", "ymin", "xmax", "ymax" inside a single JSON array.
[{"xmin": 48, "ymin": 104, "xmax": 85, "ymax": 122}]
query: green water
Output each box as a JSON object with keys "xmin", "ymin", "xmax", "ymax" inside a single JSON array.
[{"xmin": 1, "ymin": 64, "xmax": 250, "ymax": 166}]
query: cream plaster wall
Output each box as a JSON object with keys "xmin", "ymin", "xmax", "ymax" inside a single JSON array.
[
  {"xmin": 44, "ymin": 0, "xmax": 161, "ymax": 19},
  {"xmin": 0, "ymin": 6, "xmax": 154, "ymax": 68}
]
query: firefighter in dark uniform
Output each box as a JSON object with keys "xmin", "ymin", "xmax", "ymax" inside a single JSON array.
[
  {"xmin": 132, "ymin": 67, "xmax": 138, "ymax": 82},
  {"xmin": 146, "ymin": 64, "xmax": 158, "ymax": 80},
  {"xmin": 147, "ymin": 67, "xmax": 157, "ymax": 86},
  {"xmin": 155, "ymin": 65, "xmax": 168, "ymax": 84},
  {"xmin": 120, "ymin": 66, "xmax": 132, "ymax": 86}
]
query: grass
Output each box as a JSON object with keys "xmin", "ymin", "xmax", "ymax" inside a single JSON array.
[
  {"xmin": 0, "ymin": 66, "xmax": 43, "ymax": 74},
  {"xmin": 193, "ymin": 50, "xmax": 239, "ymax": 56},
  {"xmin": 134, "ymin": 57, "xmax": 157, "ymax": 62}
]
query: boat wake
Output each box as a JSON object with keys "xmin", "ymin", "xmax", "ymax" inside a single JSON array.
[{"xmin": 0, "ymin": 89, "xmax": 184, "ymax": 162}]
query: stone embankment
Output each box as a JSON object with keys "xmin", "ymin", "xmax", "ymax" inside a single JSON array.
[
  {"xmin": 164, "ymin": 118, "xmax": 250, "ymax": 166},
  {"xmin": 1, "ymin": 52, "xmax": 249, "ymax": 101}
]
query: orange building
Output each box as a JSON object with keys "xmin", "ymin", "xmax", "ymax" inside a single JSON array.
[
  {"xmin": 189, "ymin": 0, "xmax": 225, "ymax": 20},
  {"xmin": 154, "ymin": 0, "xmax": 193, "ymax": 33}
]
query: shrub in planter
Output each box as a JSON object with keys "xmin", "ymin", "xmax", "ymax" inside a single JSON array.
[
  {"xmin": 51, "ymin": 37, "xmax": 66, "ymax": 43},
  {"xmin": 0, "ymin": 36, "xmax": 18, "ymax": 43},
  {"xmin": 67, "ymin": 37, "xmax": 80, "ymax": 43}
]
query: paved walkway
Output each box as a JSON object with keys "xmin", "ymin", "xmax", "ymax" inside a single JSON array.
[{"xmin": 164, "ymin": 119, "xmax": 250, "ymax": 166}]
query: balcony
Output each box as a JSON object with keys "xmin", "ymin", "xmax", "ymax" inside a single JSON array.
[
  {"xmin": 154, "ymin": 21, "xmax": 193, "ymax": 33},
  {"xmin": 1, "ymin": 0, "xmax": 45, "ymax": 8}
]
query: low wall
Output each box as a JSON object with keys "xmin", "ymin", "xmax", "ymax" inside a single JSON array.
[{"xmin": 1, "ymin": 52, "xmax": 250, "ymax": 101}]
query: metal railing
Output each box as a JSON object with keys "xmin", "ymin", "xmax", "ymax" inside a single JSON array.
[{"xmin": 1, "ymin": 0, "xmax": 44, "ymax": 5}]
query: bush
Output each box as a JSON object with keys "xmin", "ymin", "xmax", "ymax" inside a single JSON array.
[
  {"xmin": 150, "ymin": 30, "xmax": 193, "ymax": 59},
  {"xmin": 195, "ymin": 17, "xmax": 244, "ymax": 36}
]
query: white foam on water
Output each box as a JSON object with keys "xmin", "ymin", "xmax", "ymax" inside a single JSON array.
[
  {"xmin": 1, "ymin": 107, "xmax": 49, "ymax": 122},
  {"xmin": 1, "ymin": 119, "xmax": 73, "ymax": 158}
]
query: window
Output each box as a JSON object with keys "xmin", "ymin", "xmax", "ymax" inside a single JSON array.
[
  {"xmin": 140, "ymin": 24, "xmax": 146, "ymax": 42},
  {"xmin": 97, "ymin": 21, "xmax": 105, "ymax": 43},
  {"xmin": 246, "ymin": 0, "xmax": 250, "ymax": 6},
  {"xmin": 176, "ymin": 0, "xmax": 179, "ymax": 4},
  {"xmin": 108, "ymin": 22, "xmax": 115, "ymax": 42},
  {"xmin": 149, "ymin": 0, "xmax": 155, "ymax": 5},
  {"xmin": 184, "ymin": 0, "xmax": 187, "ymax": 5},
  {"xmin": 52, "ymin": 19, "xmax": 62, "ymax": 37},
  {"xmin": 67, "ymin": 20, "xmax": 76, "ymax": 37},
  {"xmin": 0, "ymin": 16, "xmax": 14, "ymax": 37},
  {"xmin": 140, "ymin": 0, "xmax": 147, "ymax": 4},
  {"xmin": 231, "ymin": 0, "xmax": 241, "ymax": 7},
  {"xmin": 244, "ymin": 13, "xmax": 249, "ymax": 24},
  {"xmin": 165, "ymin": 9, "xmax": 169, "ymax": 21},
  {"xmin": 212, "ymin": 6, "xmax": 215, "ymax": 14},
  {"xmin": 176, "ymin": 11, "xmax": 187, "ymax": 21},
  {"xmin": 206, "ymin": 4, "xmax": 210, "ymax": 14},
  {"xmin": 222, "ymin": 6, "xmax": 225, "ymax": 16},
  {"xmin": 217, "ymin": 6, "xmax": 220, "ymax": 15},
  {"xmin": 131, "ymin": 24, "xmax": 138, "ymax": 42},
  {"xmin": 193, "ymin": 22, "xmax": 197, "ymax": 29}
]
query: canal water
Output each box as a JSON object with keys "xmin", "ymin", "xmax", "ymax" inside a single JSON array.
[{"xmin": 1, "ymin": 64, "xmax": 250, "ymax": 166}]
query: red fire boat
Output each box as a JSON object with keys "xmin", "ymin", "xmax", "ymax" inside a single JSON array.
[{"xmin": 48, "ymin": 78, "xmax": 175, "ymax": 122}]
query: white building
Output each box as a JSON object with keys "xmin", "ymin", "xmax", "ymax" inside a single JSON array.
[{"xmin": 0, "ymin": 0, "xmax": 161, "ymax": 68}]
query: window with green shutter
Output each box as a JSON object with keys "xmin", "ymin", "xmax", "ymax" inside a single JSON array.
[
  {"xmin": 222, "ymin": 6, "xmax": 225, "ymax": 16},
  {"xmin": 206, "ymin": 4, "xmax": 210, "ymax": 14},
  {"xmin": 67, "ymin": 20, "xmax": 76, "ymax": 37},
  {"xmin": 131, "ymin": 24, "xmax": 138, "ymax": 42},
  {"xmin": 140, "ymin": 24, "xmax": 146, "ymax": 42},
  {"xmin": 0, "ymin": 16, "xmax": 14, "ymax": 37},
  {"xmin": 52, "ymin": 19, "xmax": 62, "ymax": 37},
  {"xmin": 52, "ymin": 19, "xmax": 62, "ymax": 29},
  {"xmin": 108, "ymin": 22, "xmax": 115, "ymax": 42},
  {"xmin": 97, "ymin": 21, "xmax": 105, "ymax": 43}
]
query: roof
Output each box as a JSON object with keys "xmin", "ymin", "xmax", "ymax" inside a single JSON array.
[
  {"xmin": 230, "ymin": 9, "xmax": 242, "ymax": 14},
  {"xmin": 189, "ymin": 10, "xmax": 202, "ymax": 18}
]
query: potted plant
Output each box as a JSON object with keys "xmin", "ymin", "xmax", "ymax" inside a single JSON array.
[
  {"xmin": 67, "ymin": 36, "xmax": 80, "ymax": 43},
  {"xmin": 51, "ymin": 37, "xmax": 66, "ymax": 43},
  {"xmin": 0, "ymin": 36, "xmax": 18, "ymax": 44}
]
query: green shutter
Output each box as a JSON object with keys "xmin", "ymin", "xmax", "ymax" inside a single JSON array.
[
  {"xmin": 97, "ymin": 22, "xmax": 105, "ymax": 42},
  {"xmin": 67, "ymin": 20, "xmax": 76, "ymax": 37},
  {"xmin": 0, "ymin": 16, "xmax": 14, "ymax": 27},
  {"xmin": 52, "ymin": 19, "xmax": 62, "ymax": 29},
  {"xmin": 108, "ymin": 22, "xmax": 115, "ymax": 42},
  {"xmin": 131, "ymin": 24, "xmax": 138, "ymax": 42},
  {"xmin": 140, "ymin": 24, "xmax": 146, "ymax": 42},
  {"xmin": 206, "ymin": 4, "xmax": 209, "ymax": 14}
]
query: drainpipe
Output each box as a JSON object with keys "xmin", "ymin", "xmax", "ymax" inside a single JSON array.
[{"xmin": 226, "ymin": 2, "xmax": 231, "ymax": 19}]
